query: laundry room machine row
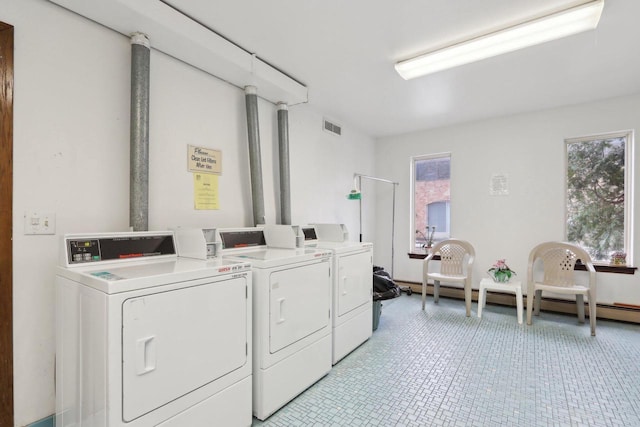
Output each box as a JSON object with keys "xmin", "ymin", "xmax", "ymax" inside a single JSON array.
[
  {"xmin": 175, "ymin": 225, "xmax": 333, "ymax": 421},
  {"xmin": 55, "ymin": 231, "xmax": 253, "ymax": 426}
]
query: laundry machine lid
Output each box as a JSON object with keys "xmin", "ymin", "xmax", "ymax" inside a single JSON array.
[
  {"xmin": 57, "ymin": 254, "xmax": 250, "ymax": 294},
  {"xmin": 121, "ymin": 273, "xmax": 249, "ymax": 421},
  {"xmin": 223, "ymin": 247, "xmax": 331, "ymax": 269},
  {"xmin": 335, "ymin": 249, "xmax": 374, "ymax": 317},
  {"xmin": 315, "ymin": 240, "xmax": 373, "ymax": 254},
  {"xmin": 268, "ymin": 260, "xmax": 331, "ymax": 353}
]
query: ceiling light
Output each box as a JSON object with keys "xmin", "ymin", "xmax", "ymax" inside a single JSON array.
[{"xmin": 395, "ymin": 0, "xmax": 604, "ymax": 80}]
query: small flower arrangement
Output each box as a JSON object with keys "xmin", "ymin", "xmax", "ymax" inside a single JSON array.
[
  {"xmin": 610, "ymin": 251, "xmax": 627, "ymax": 266},
  {"xmin": 488, "ymin": 259, "xmax": 516, "ymax": 283},
  {"xmin": 415, "ymin": 225, "xmax": 436, "ymax": 249}
]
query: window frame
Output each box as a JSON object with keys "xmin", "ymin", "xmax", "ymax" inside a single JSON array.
[
  {"xmin": 410, "ymin": 152, "xmax": 451, "ymax": 252},
  {"xmin": 564, "ymin": 130, "xmax": 634, "ymax": 265}
]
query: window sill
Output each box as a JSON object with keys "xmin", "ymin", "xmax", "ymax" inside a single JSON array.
[
  {"xmin": 408, "ymin": 253, "xmax": 637, "ymax": 275},
  {"xmin": 575, "ymin": 262, "xmax": 637, "ymax": 275},
  {"xmin": 408, "ymin": 252, "xmax": 440, "ymax": 260}
]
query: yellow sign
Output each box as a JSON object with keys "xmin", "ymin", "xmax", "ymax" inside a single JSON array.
[
  {"xmin": 188, "ymin": 145, "xmax": 222, "ymax": 175},
  {"xmin": 194, "ymin": 173, "xmax": 219, "ymax": 210}
]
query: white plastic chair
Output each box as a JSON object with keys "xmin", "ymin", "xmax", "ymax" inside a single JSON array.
[
  {"xmin": 422, "ymin": 239, "xmax": 475, "ymax": 316},
  {"xmin": 526, "ymin": 241, "xmax": 597, "ymax": 336}
]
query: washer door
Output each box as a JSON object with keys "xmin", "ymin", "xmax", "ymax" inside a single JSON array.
[
  {"xmin": 121, "ymin": 276, "xmax": 247, "ymax": 422},
  {"xmin": 269, "ymin": 261, "xmax": 330, "ymax": 353},
  {"xmin": 337, "ymin": 251, "xmax": 372, "ymax": 317}
]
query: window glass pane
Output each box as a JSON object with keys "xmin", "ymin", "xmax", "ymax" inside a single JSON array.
[
  {"xmin": 414, "ymin": 155, "xmax": 450, "ymax": 248},
  {"xmin": 566, "ymin": 134, "xmax": 627, "ymax": 262},
  {"xmin": 427, "ymin": 201, "xmax": 449, "ymax": 234},
  {"xmin": 416, "ymin": 158, "xmax": 450, "ymax": 181}
]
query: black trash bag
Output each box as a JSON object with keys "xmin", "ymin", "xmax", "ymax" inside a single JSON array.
[
  {"xmin": 373, "ymin": 265, "xmax": 391, "ymax": 279},
  {"xmin": 373, "ymin": 267, "xmax": 401, "ymax": 301}
]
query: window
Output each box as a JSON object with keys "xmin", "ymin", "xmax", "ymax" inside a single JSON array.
[
  {"xmin": 565, "ymin": 131, "xmax": 633, "ymax": 263},
  {"xmin": 412, "ymin": 153, "xmax": 451, "ymax": 249},
  {"xmin": 427, "ymin": 201, "xmax": 450, "ymax": 235}
]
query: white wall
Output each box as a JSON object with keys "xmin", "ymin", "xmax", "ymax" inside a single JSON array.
[
  {"xmin": 5, "ymin": 1, "xmax": 374, "ymax": 425},
  {"xmin": 10, "ymin": 2, "xmax": 130, "ymax": 426},
  {"xmin": 147, "ymin": 52, "xmax": 376, "ymax": 232},
  {"xmin": 8, "ymin": 1, "xmax": 637, "ymax": 425},
  {"xmin": 287, "ymin": 107, "xmax": 376, "ymax": 243},
  {"xmin": 376, "ymin": 93, "xmax": 640, "ymax": 306}
]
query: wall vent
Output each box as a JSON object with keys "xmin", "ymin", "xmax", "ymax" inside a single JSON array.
[{"xmin": 323, "ymin": 118, "xmax": 342, "ymax": 136}]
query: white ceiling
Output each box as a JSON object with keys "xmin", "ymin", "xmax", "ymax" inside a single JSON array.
[
  {"xmin": 159, "ymin": 0, "xmax": 640, "ymax": 138},
  {"xmin": 50, "ymin": 0, "xmax": 640, "ymax": 138}
]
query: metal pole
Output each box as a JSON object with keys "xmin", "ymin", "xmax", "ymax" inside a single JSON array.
[
  {"xmin": 130, "ymin": 33, "xmax": 150, "ymax": 231},
  {"xmin": 391, "ymin": 184, "xmax": 396, "ymax": 278},
  {"xmin": 359, "ymin": 175, "xmax": 363, "ymax": 243},
  {"xmin": 244, "ymin": 86, "xmax": 266, "ymax": 226},
  {"xmin": 354, "ymin": 173, "xmax": 399, "ymax": 275},
  {"xmin": 354, "ymin": 174, "xmax": 398, "ymax": 185},
  {"xmin": 277, "ymin": 102, "xmax": 291, "ymax": 225}
]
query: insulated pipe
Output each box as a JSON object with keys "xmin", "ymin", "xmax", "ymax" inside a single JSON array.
[
  {"xmin": 130, "ymin": 33, "xmax": 150, "ymax": 231},
  {"xmin": 244, "ymin": 86, "xmax": 266, "ymax": 226},
  {"xmin": 277, "ymin": 102, "xmax": 291, "ymax": 225}
]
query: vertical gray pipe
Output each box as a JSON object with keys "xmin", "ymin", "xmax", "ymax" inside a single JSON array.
[
  {"xmin": 244, "ymin": 86, "xmax": 265, "ymax": 226},
  {"xmin": 130, "ymin": 33, "xmax": 150, "ymax": 231},
  {"xmin": 277, "ymin": 103, "xmax": 291, "ymax": 225}
]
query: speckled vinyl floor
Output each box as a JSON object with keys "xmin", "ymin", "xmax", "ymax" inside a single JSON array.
[{"xmin": 252, "ymin": 293, "xmax": 640, "ymax": 427}]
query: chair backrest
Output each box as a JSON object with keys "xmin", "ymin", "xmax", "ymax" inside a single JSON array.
[
  {"xmin": 528, "ymin": 241, "xmax": 595, "ymax": 288},
  {"xmin": 431, "ymin": 239, "xmax": 475, "ymax": 275}
]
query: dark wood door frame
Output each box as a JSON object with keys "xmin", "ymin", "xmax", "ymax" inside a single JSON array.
[{"xmin": 0, "ymin": 21, "xmax": 14, "ymax": 427}]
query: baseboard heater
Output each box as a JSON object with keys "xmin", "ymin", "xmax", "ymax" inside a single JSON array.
[{"xmin": 398, "ymin": 281, "xmax": 640, "ymax": 324}]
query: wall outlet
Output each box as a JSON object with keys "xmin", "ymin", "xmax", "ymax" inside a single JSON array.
[{"xmin": 24, "ymin": 210, "xmax": 56, "ymax": 235}]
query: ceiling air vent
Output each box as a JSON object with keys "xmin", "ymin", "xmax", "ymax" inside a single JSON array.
[{"xmin": 323, "ymin": 118, "xmax": 342, "ymax": 136}]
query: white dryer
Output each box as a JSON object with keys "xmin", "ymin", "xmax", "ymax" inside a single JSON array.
[
  {"xmin": 217, "ymin": 225, "xmax": 333, "ymax": 420},
  {"xmin": 305, "ymin": 224, "xmax": 373, "ymax": 364},
  {"xmin": 55, "ymin": 231, "xmax": 253, "ymax": 427}
]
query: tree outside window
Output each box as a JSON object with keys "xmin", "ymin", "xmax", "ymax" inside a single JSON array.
[{"xmin": 565, "ymin": 131, "xmax": 632, "ymax": 262}]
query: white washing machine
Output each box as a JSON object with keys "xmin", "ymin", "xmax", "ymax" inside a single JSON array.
[
  {"xmin": 55, "ymin": 231, "xmax": 253, "ymax": 427},
  {"xmin": 216, "ymin": 225, "xmax": 332, "ymax": 420},
  {"xmin": 304, "ymin": 224, "xmax": 373, "ymax": 364}
]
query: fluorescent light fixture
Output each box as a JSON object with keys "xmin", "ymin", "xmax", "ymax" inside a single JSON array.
[{"xmin": 395, "ymin": 0, "xmax": 604, "ymax": 79}]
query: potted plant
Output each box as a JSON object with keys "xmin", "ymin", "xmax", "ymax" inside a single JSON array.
[
  {"xmin": 415, "ymin": 225, "xmax": 436, "ymax": 249},
  {"xmin": 488, "ymin": 259, "xmax": 516, "ymax": 283}
]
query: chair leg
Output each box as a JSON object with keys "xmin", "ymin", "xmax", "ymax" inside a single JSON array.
[
  {"xmin": 526, "ymin": 289, "xmax": 533, "ymax": 325},
  {"xmin": 421, "ymin": 280, "xmax": 427, "ymax": 311},
  {"xmin": 464, "ymin": 282, "xmax": 472, "ymax": 317},
  {"xmin": 477, "ymin": 285, "xmax": 486, "ymax": 319},
  {"xmin": 515, "ymin": 286, "xmax": 523, "ymax": 325},
  {"xmin": 433, "ymin": 280, "xmax": 440, "ymax": 304},
  {"xmin": 588, "ymin": 290, "xmax": 596, "ymax": 336},
  {"xmin": 576, "ymin": 294, "xmax": 585, "ymax": 323},
  {"xmin": 534, "ymin": 289, "xmax": 542, "ymax": 316}
]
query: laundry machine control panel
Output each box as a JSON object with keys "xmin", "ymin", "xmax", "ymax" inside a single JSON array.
[
  {"xmin": 219, "ymin": 229, "xmax": 266, "ymax": 249},
  {"xmin": 64, "ymin": 232, "xmax": 176, "ymax": 265}
]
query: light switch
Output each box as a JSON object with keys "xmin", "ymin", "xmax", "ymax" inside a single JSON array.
[{"xmin": 24, "ymin": 210, "xmax": 56, "ymax": 235}]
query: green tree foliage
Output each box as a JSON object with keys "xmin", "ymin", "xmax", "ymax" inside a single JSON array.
[{"xmin": 567, "ymin": 137, "xmax": 625, "ymax": 261}]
